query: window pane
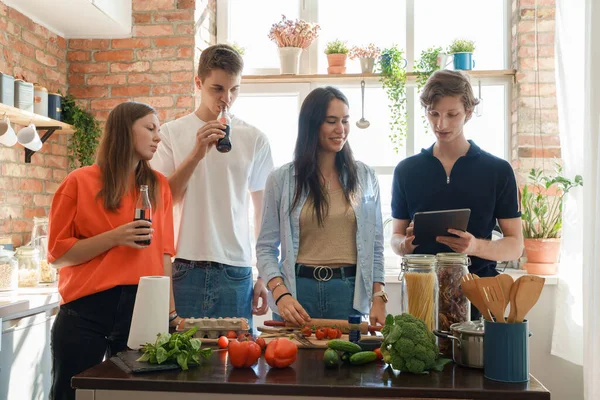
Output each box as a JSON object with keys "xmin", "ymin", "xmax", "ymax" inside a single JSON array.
[
  {"xmin": 414, "ymin": 0, "xmax": 506, "ymax": 70},
  {"xmin": 317, "ymin": 0, "xmax": 407, "ymax": 74},
  {"xmin": 229, "ymin": 0, "xmax": 300, "ymax": 72},
  {"xmin": 413, "ymin": 85, "xmax": 507, "ymax": 159}
]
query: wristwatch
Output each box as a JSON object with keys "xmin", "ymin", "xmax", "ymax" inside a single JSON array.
[{"xmin": 373, "ymin": 290, "xmax": 388, "ymax": 303}]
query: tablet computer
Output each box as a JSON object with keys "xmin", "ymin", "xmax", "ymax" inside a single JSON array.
[{"xmin": 412, "ymin": 208, "xmax": 471, "ymax": 245}]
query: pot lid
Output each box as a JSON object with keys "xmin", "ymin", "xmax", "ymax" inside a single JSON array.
[{"xmin": 450, "ymin": 318, "xmax": 485, "ymax": 336}]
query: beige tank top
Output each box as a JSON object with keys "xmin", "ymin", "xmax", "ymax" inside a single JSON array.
[{"xmin": 296, "ymin": 188, "xmax": 358, "ymax": 265}]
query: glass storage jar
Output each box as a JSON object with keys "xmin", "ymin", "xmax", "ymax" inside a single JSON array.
[
  {"xmin": 400, "ymin": 254, "xmax": 439, "ymax": 331},
  {"xmin": 16, "ymin": 246, "xmax": 41, "ymax": 287},
  {"xmin": 0, "ymin": 246, "xmax": 18, "ymax": 291},
  {"xmin": 31, "ymin": 216, "xmax": 55, "ymax": 283},
  {"xmin": 436, "ymin": 252, "xmax": 472, "ymax": 356}
]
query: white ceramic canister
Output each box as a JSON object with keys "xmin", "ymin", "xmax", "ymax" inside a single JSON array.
[{"xmin": 34, "ymin": 84, "xmax": 48, "ymax": 117}]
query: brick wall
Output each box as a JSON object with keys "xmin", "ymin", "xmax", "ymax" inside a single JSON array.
[
  {"xmin": 0, "ymin": 1, "xmax": 69, "ymax": 247},
  {"xmin": 511, "ymin": 0, "xmax": 560, "ymax": 184},
  {"xmin": 66, "ymin": 0, "xmax": 196, "ymax": 125}
]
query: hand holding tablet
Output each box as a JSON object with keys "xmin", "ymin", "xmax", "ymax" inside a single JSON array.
[{"xmin": 412, "ymin": 208, "xmax": 471, "ymax": 246}]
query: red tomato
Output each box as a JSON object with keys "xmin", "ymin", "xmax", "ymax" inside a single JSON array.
[
  {"xmin": 327, "ymin": 328, "xmax": 338, "ymax": 340},
  {"xmin": 238, "ymin": 333, "xmax": 254, "ymax": 342},
  {"xmin": 336, "ymin": 328, "xmax": 343, "ymax": 339},
  {"xmin": 302, "ymin": 327, "xmax": 312, "ymax": 337},
  {"xmin": 374, "ymin": 348, "xmax": 383, "ymax": 360},
  {"xmin": 217, "ymin": 336, "xmax": 229, "ymax": 349},
  {"xmin": 322, "ymin": 327, "xmax": 330, "ymax": 336},
  {"xmin": 255, "ymin": 337, "xmax": 267, "ymax": 350},
  {"xmin": 315, "ymin": 329, "xmax": 326, "ymax": 340},
  {"xmin": 226, "ymin": 331, "xmax": 238, "ymax": 339}
]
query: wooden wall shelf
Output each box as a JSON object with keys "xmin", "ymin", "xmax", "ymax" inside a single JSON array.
[
  {"xmin": 242, "ymin": 69, "xmax": 517, "ymax": 84},
  {"xmin": 0, "ymin": 103, "xmax": 75, "ymax": 163}
]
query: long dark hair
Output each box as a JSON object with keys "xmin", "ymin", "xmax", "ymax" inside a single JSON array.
[
  {"xmin": 96, "ymin": 101, "xmax": 158, "ymax": 211},
  {"xmin": 290, "ymin": 86, "xmax": 358, "ymax": 226}
]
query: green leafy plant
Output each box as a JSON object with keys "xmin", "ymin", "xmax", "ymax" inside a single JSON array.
[
  {"xmin": 447, "ymin": 39, "xmax": 475, "ymax": 54},
  {"xmin": 62, "ymin": 93, "xmax": 102, "ymax": 169},
  {"xmin": 414, "ymin": 46, "xmax": 443, "ymax": 134},
  {"xmin": 521, "ymin": 164, "xmax": 583, "ymax": 239},
  {"xmin": 324, "ymin": 39, "xmax": 349, "ymax": 55},
  {"xmin": 378, "ymin": 45, "xmax": 407, "ymax": 152},
  {"xmin": 137, "ymin": 327, "xmax": 213, "ymax": 370},
  {"xmin": 231, "ymin": 42, "xmax": 246, "ymax": 56}
]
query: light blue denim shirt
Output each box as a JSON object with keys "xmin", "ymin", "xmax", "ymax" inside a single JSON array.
[{"xmin": 256, "ymin": 161, "xmax": 385, "ymax": 315}]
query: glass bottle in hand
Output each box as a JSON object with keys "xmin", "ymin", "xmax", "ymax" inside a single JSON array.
[
  {"xmin": 216, "ymin": 105, "xmax": 232, "ymax": 153},
  {"xmin": 134, "ymin": 185, "xmax": 152, "ymax": 246}
]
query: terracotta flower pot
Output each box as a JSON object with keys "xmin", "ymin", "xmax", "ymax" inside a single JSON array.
[
  {"xmin": 327, "ymin": 54, "xmax": 347, "ymax": 74},
  {"xmin": 523, "ymin": 238, "xmax": 561, "ymax": 275}
]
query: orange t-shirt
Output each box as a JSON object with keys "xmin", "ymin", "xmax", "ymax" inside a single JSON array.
[{"xmin": 48, "ymin": 164, "xmax": 176, "ymax": 304}]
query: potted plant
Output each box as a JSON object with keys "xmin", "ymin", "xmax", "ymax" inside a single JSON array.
[
  {"xmin": 324, "ymin": 39, "xmax": 349, "ymax": 74},
  {"xmin": 349, "ymin": 43, "xmax": 381, "ymax": 74},
  {"xmin": 231, "ymin": 42, "xmax": 245, "ymax": 56},
  {"xmin": 62, "ymin": 93, "xmax": 102, "ymax": 169},
  {"xmin": 414, "ymin": 46, "xmax": 443, "ymax": 133},
  {"xmin": 268, "ymin": 15, "xmax": 320, "ymax": 75},
  {"xmin": 520, "ymin": 165, "xmax": 583, "ymax": 274},
  {"xmin": 378, "ymin": 45, "xmax": 407, "ymax": 153},
  {"xmin": 447, "ymin": 39, "xmax": 476, "ymax": 70}
]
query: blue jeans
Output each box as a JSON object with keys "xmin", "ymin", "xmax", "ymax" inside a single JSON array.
[
  {"xmin": 289, "ymin": 265, "xmax": 360, "ymax": 320},
  {"xmin": 172, "ymin": 260, "xmax": 254, "ymax": 326}
]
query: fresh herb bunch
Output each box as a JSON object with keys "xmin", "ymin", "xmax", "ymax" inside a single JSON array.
[
  {"xmin": 61, "ymin": 93, "xmax": 101, "ymax": 169},
  {"xmin": 447, "ymin": 39, "xmax": 475, "ymax": 54},
  {"xmin": 324, "ymin": 39, "xmax": 349, "ymax": 55},
  {"xmin": 378, "ymin": 45, "xmax": 407, "ymax": 152},
  {"xmin": 137, "ymin": 327, "xmax": 213, "ymax": 370},
  {"xmin": 521, "ymin": 164, "xmax": 583, "ymax": 239},
  {"xmin": 414, "ymin": 46, "xmax": 443, "ymax": 134}
]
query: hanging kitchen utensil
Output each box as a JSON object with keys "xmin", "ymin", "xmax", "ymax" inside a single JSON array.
[
  {"xmin": 460, "ymin": 273, "xmax": 492, "ymax": 321},
  {"xmin": 356, "ymin": 80, "xmax": 370, "ymax": 129},
  {"xmin": 514, "ymin": 275, "xmax": 545, "ymax": 323},
  {"xmin": 496, "ymin": 274, "xmax": 514, "ymax": 314}
]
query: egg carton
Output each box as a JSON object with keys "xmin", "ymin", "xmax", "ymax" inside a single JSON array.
[{"xmin": 182, "ymin": 317, "xmax": 249, "ymax": 339}]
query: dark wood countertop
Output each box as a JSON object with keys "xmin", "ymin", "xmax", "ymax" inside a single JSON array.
[{"xmin": 73, "ymin": 349, "xmax": 550, "ymax": 399}]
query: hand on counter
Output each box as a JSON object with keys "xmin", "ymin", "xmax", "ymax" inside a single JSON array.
[{"xmin": 252, "ymin": 278, "xmax": 269, "ymax": 315}]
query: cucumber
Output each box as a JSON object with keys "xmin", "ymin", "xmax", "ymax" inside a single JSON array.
[
  {"xmin": 340, "ymin": 352, "xmax": 352, "ymax": 364},
  {"xmin": 349, "ymin": 351, "xmax": 378, "ymax": 365},
  {"xmin": 327, "ymin": 339, "xmax": 362, "ymax": 354},
  {"xmin": 323, "ymin": 348, "xmax": 340, "ymax": 368}
]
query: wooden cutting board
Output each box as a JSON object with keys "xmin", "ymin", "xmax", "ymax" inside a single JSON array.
[{"xmin": 259, "ymin": 333, "xmax": 351, "ymax": 348}]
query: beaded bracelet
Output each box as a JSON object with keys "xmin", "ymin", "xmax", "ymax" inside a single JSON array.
[{"xmin": 275, "ymin": 292, "xmax": 292, "ymax": 306}]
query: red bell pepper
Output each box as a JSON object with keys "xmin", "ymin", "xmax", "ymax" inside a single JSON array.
[
  {"xmin": 265, "ymin": 338, "xmax": 298, "ymax": 368},
  {"xmin": 228, "ymin": 339, "xmax": 261, "ymax": 368}
]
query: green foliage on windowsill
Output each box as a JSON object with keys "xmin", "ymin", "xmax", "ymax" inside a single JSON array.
[
  {"xmin": 62, "ymin": 94, "xmax": 101, "ymax": 169},
  {"xmin": 378, "ymin": 45, "xmax": 407, "ymax": 152},
  {"xmin": 414, "ymin": 46, "xmax": 443, "ymax": 134}
]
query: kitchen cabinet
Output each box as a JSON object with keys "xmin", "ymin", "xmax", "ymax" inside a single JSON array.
[{"xmin": 73, "ymin": 348, "xmax": 550, "ymax": 400}]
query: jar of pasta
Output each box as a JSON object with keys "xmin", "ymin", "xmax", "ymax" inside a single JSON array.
[
  {"xmin": 436, "ymin": 252, "xmax": 471, "ymax": 356},
  {"xmin": 0, "ymin": 246, "xmax": 18, "ymax": 291},
  {"xmin": 16, "ymin": 246, "xmax": 41, "ymax": 287},
  {"xmin": 399, "ymin": 254, "xmax": 439, "ymax": 331}
]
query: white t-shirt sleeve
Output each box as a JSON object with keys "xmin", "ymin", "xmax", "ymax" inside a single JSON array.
[
  {"xmin": 248, "ymin": 133, "xmax": 274, "ymax": 192},
  {"xmin": 150, "ymin": 123, "xmax": 176, "ymax": 177}
]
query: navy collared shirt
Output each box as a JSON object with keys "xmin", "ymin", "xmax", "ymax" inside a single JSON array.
[{"xmin": 391, "ymin": 140, "xmax": 521, "ymax": 276}]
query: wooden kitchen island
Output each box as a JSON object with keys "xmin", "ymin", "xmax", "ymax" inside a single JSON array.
[{"xmin": 73, "ymin": 348, "xmax": 550, "ymax": 400}]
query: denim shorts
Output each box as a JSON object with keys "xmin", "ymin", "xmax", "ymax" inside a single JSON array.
[
  {"xmin": 291, "ymin": 264, "xmax": 361, "ymax": 320},
  {"xmin": 172, "ymin": 260, "xmax": 253, "ymax": 325}
]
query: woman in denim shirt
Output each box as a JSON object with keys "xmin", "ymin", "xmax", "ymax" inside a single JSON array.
[{"xmin": 256, "ymin": 87, "xmax": 386, "ymax": 327}]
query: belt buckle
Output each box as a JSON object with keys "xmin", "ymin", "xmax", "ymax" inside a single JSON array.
[{"xmin": 312, "ymin": 266, "xmax": 333, "ymax": 282}]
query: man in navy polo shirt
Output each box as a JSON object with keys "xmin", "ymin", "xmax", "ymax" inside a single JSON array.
[{"xmin": 391, "ymin": 70, "xmax": 523, "ymax": 320}]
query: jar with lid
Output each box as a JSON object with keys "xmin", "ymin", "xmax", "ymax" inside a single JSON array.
[
  {"xmin": 16, "ymin": 246, "xmax": 41, "ymax": 287},
  {"xmin": 399, "ymin": 254, "xmax": 439, "ymax": 331},
  {"xmin": 0, "ymin": 246, "xmax": 18, "ymax": 291},
  {"xmin": 436, "ymin": 253, "xmax": 471, "ymax": 356}
]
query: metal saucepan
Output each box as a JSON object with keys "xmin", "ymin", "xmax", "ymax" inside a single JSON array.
[{"xmin": 434, "ymin": 319, "xmax": 485, "ymax": 369}]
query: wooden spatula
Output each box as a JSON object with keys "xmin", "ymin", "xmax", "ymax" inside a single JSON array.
[
  {"xmin": 507, "ymin": 276, "xmax": 522, "ymax": 323},
  {"xmin": 496, "ymin": 274, "xmax": 514, "ymax": 314},
  {"xmin": 514, "ymin": 275, "xmax": 545, "ymax": 323},
  {"xmin": 475, "ymin": 277, "xmax": 506, "ymax": 323},
  {"xmin": 460, "ymin": 273, "xmax": 492, "ymax": 321}
]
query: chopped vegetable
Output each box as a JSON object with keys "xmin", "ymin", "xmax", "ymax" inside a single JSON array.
[{"xmin": 137, "ymin": 327, "xmax": 212, "ymax": 370}]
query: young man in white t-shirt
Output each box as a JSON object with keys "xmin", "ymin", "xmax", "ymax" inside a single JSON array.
[{"xmin": 151, "ymin": 44, "xmax": 274, "ymax": 326}]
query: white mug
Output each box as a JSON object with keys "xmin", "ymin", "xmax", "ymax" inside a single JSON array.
[
  {"xmin": 0, "ymin": 117, "xmax": 17, "ymax": 147},
  {"xmin": 17, "ymin": 123, "xmax": 43, "ymax": 151}
]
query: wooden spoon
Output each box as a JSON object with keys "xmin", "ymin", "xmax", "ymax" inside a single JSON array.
[
  {"xmin": 514, "ymin": 275, "xmax": 545, "ymax": 323},
  {"xmin": 461, "ymin": 273, "xmax": 492, "ymax": 321},
  {"xmin": 496, "ymin": 274, "xmax": 514, "ymax": 315}
]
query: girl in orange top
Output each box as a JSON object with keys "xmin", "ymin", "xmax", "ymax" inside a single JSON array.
[{"xmin": 48, "ymin": 102, "xmax": 178, "ymax": 400}]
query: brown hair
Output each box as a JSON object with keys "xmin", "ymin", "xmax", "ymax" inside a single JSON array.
[
  {"xmin": 420, "ymin": 70, "xmax": 480, "ymax": 113},
  {"xmin": 197, "ymin": 44, "xmax": 244, "ymax": 81},
  {"xmin": 96, "ymin": 101, "xmax": 158, "ymax": 212}
]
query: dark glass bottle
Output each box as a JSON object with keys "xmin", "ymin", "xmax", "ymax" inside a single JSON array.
[
  {"xmin": 134, "ymin": 184, "xmax": 152, "ymax": 246},
  {"xmin": 216, "ymin": 106, "xmax": 232, "ymax": 153}
]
